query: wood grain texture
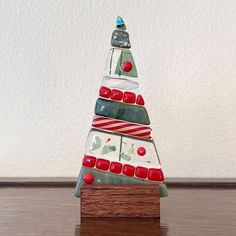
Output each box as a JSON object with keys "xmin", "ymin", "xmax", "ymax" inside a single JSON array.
[
  {"xmin": 81, "ymin": 184, "xmax": 160, "ymax": 218},
  {"xmin": 0, "ymin": 187, "xmax": 236, "ymax": 235}
]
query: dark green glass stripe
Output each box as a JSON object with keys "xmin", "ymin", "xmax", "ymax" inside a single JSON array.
[{"xmin": 94, "ymin": 98, "xmax": 150, "ymax": 125}]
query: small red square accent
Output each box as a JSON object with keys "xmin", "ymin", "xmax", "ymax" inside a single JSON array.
[
  {"xmin": 111, "ymin": 89, "xmax": 123, "ymax": 101},
  {"xmin": 123, "ymin": 164, "xmax": 135, "ymax": 177},
  {"xmin": 82, "ymin": 155, "xmax": 96, "ymax": 168},
  {"xmin": 99, "ymin": 86, "xmax": 111, "ymax": 98},
  {"xmin": 96, "ymin": 158, "xmax": 110, "ymax": 171},
  {"xmin": 135, "ymin": 166, "xmax": 148, "ymax": 178},
  {"xmin": 136, "ymin": 95, "xmax": 145, "ymax": 105},
  {"xmin": 123, "ymin": 92, "xmax": 136, "ymax": 104},
  {"xmin": 148, "ymin": 168, "xmax": 164, "ymax": 181},
  {"xmin": 110, "ymin": 162, "xmax": 122, "ymax": 174}
]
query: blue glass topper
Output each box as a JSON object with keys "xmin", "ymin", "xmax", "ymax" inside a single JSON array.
[{"xmin": 117, "ymin": 16, "xmax": 124, "ymax": 27}]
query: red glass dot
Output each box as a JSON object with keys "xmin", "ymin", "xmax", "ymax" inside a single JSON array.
[
  {"xmin": 122, "ymin": 61, "xmax": 133, "ymax": 72},
  {"xmin": 137, "ymin": 147, "xmax": 146, "ymax": 156},
  {"xmin": 83, "ymin": 173, "xmax": 94, "ymax": 184}
]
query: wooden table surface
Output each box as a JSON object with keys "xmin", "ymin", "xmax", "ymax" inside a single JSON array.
[{"xmin": 0, "ymin": 182, "xmax": 235, "ymax": 236}]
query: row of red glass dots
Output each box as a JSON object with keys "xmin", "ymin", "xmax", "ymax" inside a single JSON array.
[
  {"xmin": 83, "ymin": 155, "xmax": 164, "ymax": 182},
  {"xmin": 99, "ymin": 86, "xmax": 145, "ymax": 105}
]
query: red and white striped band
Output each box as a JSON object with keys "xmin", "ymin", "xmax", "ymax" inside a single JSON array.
[{"xmin": 92, "ymin": 115, "xmax": 152, "ymax": 140}]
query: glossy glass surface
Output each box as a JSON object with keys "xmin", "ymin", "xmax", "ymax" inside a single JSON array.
[
  {"xmin": 105, "ymin": 48, "xmax": 138, "ymax": 78},
  {"xmin": 85, "ymin": 130, "xmax": 160, "ymax": 169},
  {"xmin": 95, "ymin": 98, "xmax": 150, "ymax": 125},
  {"xmin": 75, "ymin": 167, "xmax": 168, "ymax": 198},
  {"xmin": 75, "ymin": 17, "xmax": 168, "ymax": 199}
]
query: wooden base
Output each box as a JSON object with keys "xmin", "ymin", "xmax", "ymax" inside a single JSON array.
[
  {"xmin": 81, "ymin": 184, "xmax": 160, "ymax": 218},
  {"xmin": 79, "ymin": 218, "xmax": 161, "ymax": 236}
]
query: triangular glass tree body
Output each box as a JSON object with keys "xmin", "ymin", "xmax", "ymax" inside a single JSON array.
[{"xmin": 75, "ymin": 17, "xmax": 168, "ymax": 198}]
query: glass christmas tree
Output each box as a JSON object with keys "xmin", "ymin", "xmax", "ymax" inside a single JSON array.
[{"xmin": 75, "ymin": 17, "xmax": 168, "ymax": 198}]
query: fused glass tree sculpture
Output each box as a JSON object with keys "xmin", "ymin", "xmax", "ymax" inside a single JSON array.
[{"xmin": 75, "ymin": 17, "xmax": 168, "ymax": 198}]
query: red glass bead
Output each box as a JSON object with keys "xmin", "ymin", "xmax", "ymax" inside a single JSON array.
[
  {"xmin": 82, "ymin": 155, "xmax": 96, "ymax": 167},
  {"xmin": 137, "ymin": 147, "xmax": 146, "ymax": 156},
  {"xmin": 135, "ymin": 166, "xmax": 148, "ymax": 178},
  {"xmin": 111, "ymin": 89, "xmax": 123, "ymax": 101},
  {"xmin": 96, "ymin": 158, "xmax": 110, "ymax": 171},
  {"xmin": 123, "ymin": 164, "xmax": 135, "ymax": 177},
  {"xmin": 123, "ymin": 92, "xmax": 136, "ymax": 104},
  {"xmin": 83, "ymin": 173, "xmax": 94, "ymax": 184},
  {"xmin": 122, "ymin": 61, "xmax": 133, "ymax": 72},
  {"xmin": 136, "ymin": 95, "xmax": 145, "ymax": 105},
  {"xmin": 99, "ymin": 86, "xmax": 111, "ymax": 98},
  {"xmin": 148, "ymin": 168, "xmax": 164, "ymax": 181},
  {"xmin": 110, "ymin": 162, "xmax": 122, "ymax": 174}
]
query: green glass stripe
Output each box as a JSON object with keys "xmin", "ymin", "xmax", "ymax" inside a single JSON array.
[
  {"xmin": 109, "ymin": 48, "xmax": 114, "ymax": 75},
  {"xmin": 94, "ymin": 98, "xmax": 150, "ymax": 125},
  {"xmin": 119, "ymin": 136, "xmax": 123, "ymax": 161},
  {"xmin": 119, "ymin": 50, "xmax": 123, "ymax": 76},
  {"xmin": 75, "ymin": 167, "xmax": 168, "ymax": 198}
]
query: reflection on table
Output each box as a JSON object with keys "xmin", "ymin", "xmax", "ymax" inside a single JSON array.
[{"xmin": 75, "ymin": 218, "xmax": 169, "ymax": 236}]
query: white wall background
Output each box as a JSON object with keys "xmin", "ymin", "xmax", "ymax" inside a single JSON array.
[{"xmin": 0, "ymin": 0, "xmax": 235, "ymax": 177}]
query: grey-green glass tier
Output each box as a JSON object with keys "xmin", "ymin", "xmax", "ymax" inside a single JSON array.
[
  {"xmin": 75, "ymin": 166, "xmax": 168, "ymax": 198},
  {"xmin": 95, "ymin": 98, "xmax": 150, "ymax": 125},
  {"xmin": 114, "ymin": 50, "xmax": 138, "ymax": 77},
  {"xmin": 111, "ymin": 30, "xmax": 131, "ymax": 48}
]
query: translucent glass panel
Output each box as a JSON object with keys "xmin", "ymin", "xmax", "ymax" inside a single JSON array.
[
  {"xmin": 105, "ymin": 48, "xmax": 138, "ymax": 78},
  {"xmin": 85, "ymin": 130, "xmax": 161, "ymax": 169}
]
